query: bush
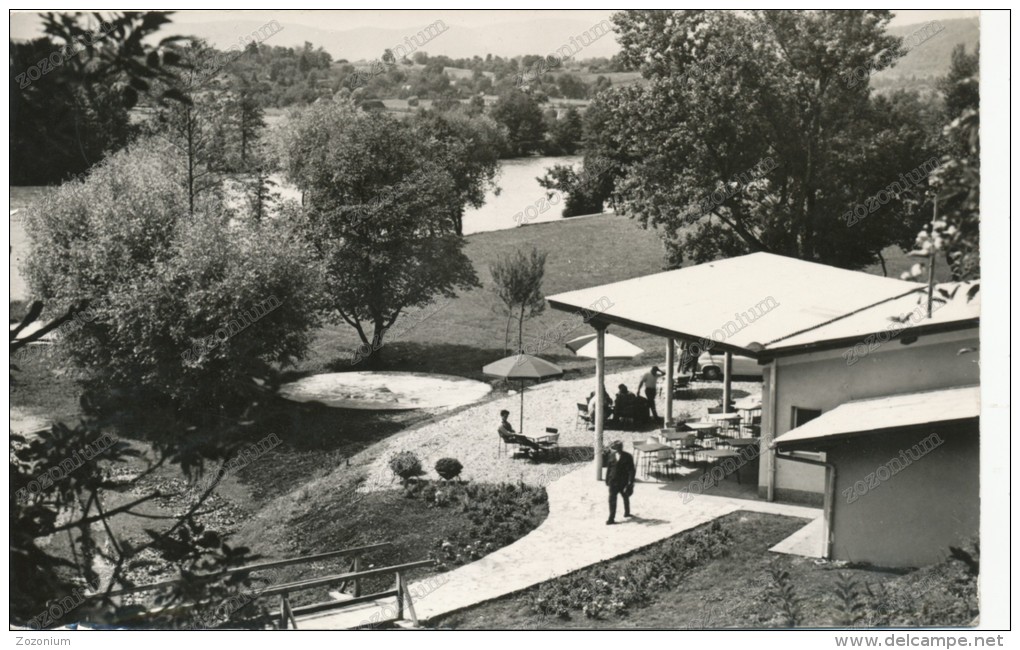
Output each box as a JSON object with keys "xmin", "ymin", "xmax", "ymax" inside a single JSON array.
[
  {"xmin": 435, "ymin": 458, "xmax": 463, "ymax": 480},
  {"xmin": 389, "ymin": 451, "xmax": 425, "ymax": 483},
  {"xmin": 23, "ymin": 139, "xmax": 324, "ymax": 413}
]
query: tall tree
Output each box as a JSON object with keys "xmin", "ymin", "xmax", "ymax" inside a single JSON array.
[
  {"xmin": 597, "ymin": 10, "xmax": 936, "ymax": 270},
  {"xmin": 489, "ymin": 246, "xmax": 548, "ymax": 354},
  {"xmin": 145, "ymin": 43, "xmax": 234, "ymax": 215},
  {"xmin": 279, "ymin": 98, "xmax": 480, "ymax": 359}
]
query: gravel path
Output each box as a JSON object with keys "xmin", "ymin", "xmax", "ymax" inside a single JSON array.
[{"xmin": 360, "ymin": 370, "xmax": 761, "ymax": 491}]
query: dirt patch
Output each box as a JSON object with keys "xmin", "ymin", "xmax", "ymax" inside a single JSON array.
[{"xmin": 279, "ymin": 371, "xmax": 492, "ymax": 410}]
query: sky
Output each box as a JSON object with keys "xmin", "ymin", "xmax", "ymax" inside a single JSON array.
[{"xmin": 10, "ymin": 9, "xmax": 980, "ymax": 43}]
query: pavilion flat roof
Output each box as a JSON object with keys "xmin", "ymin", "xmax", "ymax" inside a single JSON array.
[{"xmin": 546, "ymin": 252, "xmax": 939, "ymax": 356}]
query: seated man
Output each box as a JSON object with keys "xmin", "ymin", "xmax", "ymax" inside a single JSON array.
[
  {"xmin": 614, "ymin": 385, "xmax": 635, "ymax": 423},
  {"xmin": 587, "ymin": 389, "xmax": 613, "ymax": 423},
  {"xmin": 498, "ymin": 409, "xmax": 516, "ymax": 437},
  {"xmin": 498, "ymin": 409, "xmax": 545, "ymax": 456}
]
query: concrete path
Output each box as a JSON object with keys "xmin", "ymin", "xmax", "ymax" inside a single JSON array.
[{"xmin": 295, "ymin": 463, "xmax": 821, "ymax": 629}]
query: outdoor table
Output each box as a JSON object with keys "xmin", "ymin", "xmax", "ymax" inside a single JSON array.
[
  {"xmin": 632, "ymin": 441, "xmax": 672, "ymax": 479},
  {"xmin": 685, "ymin": 421, "xmax": 720, "ymax": 438},
  {"xmin": 660, "ymin": 430, "xmax": 690, "ymax": 444},
  {"xmin": 720, "ymin": 438, "xmax": 759, "ymax": 449},
  {"xmin": 733, "ymin": 397, "xmax": 762, "ymax": 411},
  {"xmin": 700, "ymin": 448, "xmax": 744, "ymax": 483},
  {"xmin": 706, "ymin": 412, "xmax": 742, "ymax": 434}
]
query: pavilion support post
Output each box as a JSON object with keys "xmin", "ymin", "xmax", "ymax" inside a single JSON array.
[
  {"xmin": 665, "ymin": 339, "xmax": 675, "ymax": 425},
  {"xmin": 594, "ymin": 325, "xmax": 606, "ymax": 481},
  {"xmin": 723, "ymin": 352, "xmax": 733, "ymax": 413}
]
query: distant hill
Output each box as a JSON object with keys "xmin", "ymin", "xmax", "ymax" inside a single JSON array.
[
  {"xmin": 160, "ymin": 17, "xmax": 620, "ymax": 62},
  {"xmin": 875, "ymin": 17, "xmax": 979, "ymax": 83}
]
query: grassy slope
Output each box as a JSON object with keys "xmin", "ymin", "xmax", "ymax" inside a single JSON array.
[{"xmin": 433, "ymin": 511, "xmax": 904, "ymax": 629}]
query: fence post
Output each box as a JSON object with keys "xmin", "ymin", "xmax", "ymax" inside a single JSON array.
[
  {"xmin": 353, "ymin": 555, "xmax": 361, "ymax": 597},
  {"xmin": 401, "ymin": 576, "xmax": 419, "ymax": 627},
  {"xmin": 279, "ymin": 593, "xmax": 288, "ymax": 629},
  {"xmin": 395, "ymin": 572, "xmax": 404, "ymax": 621}
]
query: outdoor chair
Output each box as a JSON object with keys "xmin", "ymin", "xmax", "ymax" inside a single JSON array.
[
  {"xmin": 534, "ymin": 427, "xmax": 560, "ymax": 459},
  {"xmin": 675, "ymin": 434, "xmax": 704, "ymax": 464},
  {"xmin": 499, "ymin": 428, "xmax": 559, "ymax": 460},
  {"xmin": 671, "ymin": 375, "xmax": 692, "ymax": 398},
  {"xmin": 648, "ymin": 448, "xmax": 675, "ymax": 480},
  {"xmin": 498, "ymin": 428, "xmax": 524, "ymax": 458},
  {"xmin": 740, "ymin": 415, "xmax": 762, "ymax": 437}
]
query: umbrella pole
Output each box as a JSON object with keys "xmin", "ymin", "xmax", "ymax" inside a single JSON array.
[{"xmin": 519, "ymin": 379, "xmax": 525, "ymax": 434}]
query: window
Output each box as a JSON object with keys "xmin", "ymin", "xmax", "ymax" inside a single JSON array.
[{"xmin": 792, "ymin": 407, "xmax": 822, "ymax": 429}]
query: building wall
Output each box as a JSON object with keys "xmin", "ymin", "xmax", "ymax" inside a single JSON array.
[
  {"xmin": 759, "ymin": 330, "xmax": 980, "ymax": 500},
  {"xmin": 827, "ymin": 422, "xmax": 979, "ymax": 568}
]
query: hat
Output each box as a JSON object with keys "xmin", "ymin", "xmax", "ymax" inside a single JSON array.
[{"xmin": 610, "ymin": 440, "xmax": 623, "ymax": 451}]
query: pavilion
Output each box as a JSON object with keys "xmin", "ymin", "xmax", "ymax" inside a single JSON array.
[{"xmin": 545, "ymin": 252, "xmax": 979, "ymax": 493}]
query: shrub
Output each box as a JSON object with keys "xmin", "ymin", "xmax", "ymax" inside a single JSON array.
[
  {"xmin": 23, "ymin": 139, "xmax": 324, "ymax": 413},
  {"xmin": 389, "ymin": 451, "xmax": 425, "ymax": 483},
  {"xmin": 435, "ymin": 458, "xmax": 464, "ymax": 481}
]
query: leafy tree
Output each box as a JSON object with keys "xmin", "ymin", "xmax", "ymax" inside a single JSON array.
[
  {"xmin": 546, "ymin": 107, "xmax": 584, "ymax": 155},
  {"xmin": 939, "ymin": 45, "xmax": 980, "ymax": 119},
  {"xmin": 412, "ymin": 107, "xmax": 506, "ymax": 235},
  {"xmin": 489, "ymin": 246, "xmax": 548, "ymax": 354},
  {"xmin": 490, "ymin": 89, "xmax": 547, "ymax": 157},
  {"xmin": 279, "ymin": 98, "xmax": 480, "ymax": 360},
  {"xmin": 10, "ymin": 11, "xmax": 187, "ymax": 185},
  {"xmin": 228, "ymin": 71, "xmax": 268, "ymax": 168},
  {"xmin": 929, "ymin": 46, "xmax": 979, "ymax": 282},
  {"xmin": 597, "ymin": 10, "xmax": 936, "ymax": 270},
  {"xmin": 23, "ymin": 138, "xmax": 323, "ymax": 414}
]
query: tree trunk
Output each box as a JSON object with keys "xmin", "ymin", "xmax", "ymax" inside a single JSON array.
[
  {"xmin": 186, "ymin": 107, "xmax": 195, "ymax": 217},
  {"xmin": 504, "ymin": 310, "xmax": 513, "ymax": 355},
  {"xmin": 517, "ymin": 305, "xmax": 526, "ymax": 353}
]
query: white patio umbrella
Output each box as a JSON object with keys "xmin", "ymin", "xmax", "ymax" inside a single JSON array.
[
  {"xmin": 482, "ymin": 353, "xmax": 563, "ymax": 434},
  {"xmin": 566, "ymin": 332, "xmax": 644, "ymax": 360}
]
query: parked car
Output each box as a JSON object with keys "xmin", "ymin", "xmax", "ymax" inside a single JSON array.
[{"xmin": 697, "ymin": 351, "xmax": 764, "ymax": 380}]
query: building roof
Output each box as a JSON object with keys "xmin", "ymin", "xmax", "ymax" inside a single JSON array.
[
  {"xmin": 772, "ymin": 385, "xmax": 980, "ymax": 450},
  {"xmin": 545, "ymin": 253, "xmax": 978, "ymax": 357},
  {"xmin": 766, "ymin": 282, "xmax": 980, "ymax": 355}
]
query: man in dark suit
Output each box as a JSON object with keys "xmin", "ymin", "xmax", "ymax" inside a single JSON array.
[{"xmin": 605, "ymin": 440, "xmax": 635, "ymax": 524}]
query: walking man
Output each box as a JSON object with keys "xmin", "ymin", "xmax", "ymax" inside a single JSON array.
[
  {"xmin": 605, "ymin": 440, "xmax": 635, "ymax": 525},
  {"xmin": 637, "ymin": 365, "xmax": 666, "ymax": 420}
]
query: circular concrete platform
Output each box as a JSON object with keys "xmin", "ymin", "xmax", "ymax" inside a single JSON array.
[{"xmin": 279, "ymin": 371, "xmax": 492, "ymax": 411}]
